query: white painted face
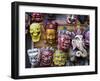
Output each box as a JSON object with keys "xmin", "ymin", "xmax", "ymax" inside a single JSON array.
[
  {"xmin": 72, "ymin": 35, "xmax": 87, "ymax": 58},
  {"xmin": 72, "ymin": 35, "xmax": 84, "ymax": 50},
  {"xmin": 27, "ymin": 48, "xmax": 40, "ymax": 66}
]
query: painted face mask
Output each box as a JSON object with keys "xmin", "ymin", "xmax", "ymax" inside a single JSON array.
[
  {"xmin": 40, "ymin": 47, "xmax": 54, "ymax": 66},
  {"xmin": 72, "ymin": 35, "xmax": 83, "ymax": 50},
  {"xmin": 72, "ymin": 35, "xmax": 87, "ymax": 58},
  {"xmin": 58, "ymin": 30, "xmax": 71, "ymax": 51},
  {"xmin": 27, "ymin": 48, "xmax": 40, "ymax": 67},
  {"xmin": 46, "ymin": 22, "xmax": 57, "ymax": 45},
  {"xmin": 30, "ymin": 23, "xmax": 41, "ymax": 42},
  {"xmin": 66, "ymin": 15, "xmax": 77, "ymax": 24},
  {"xmin": 46, "ymin": 29, "xmax": 56, "ymax": 45},
  {"xmin": 53, "ymin": 50, "xmax": 67, "ymax": 66},
  {"xmin": 32, "ymin": 13, "xmax": 43, "ymax": 22}
]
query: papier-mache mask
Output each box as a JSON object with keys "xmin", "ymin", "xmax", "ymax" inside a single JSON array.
[
  {"xmin": 53, "ymin": 50, "xmax": 67, "ymax": 66},
  {"xmin": 31, "ymin": 13, "xmax": 43, "ymax": 22},
  {"xmin": 72, "ymin": 35, "xmax": 87, "ymax": 58},
  {"xmin": 58, "ymin": 30, "xmax": 71, "ymax": 51},
  {"xmin": 72, "ymin": 35, "xmax": 84, "ymax": 50},
  {"xmin": 45, "ymin": 22, "xmax": 57, "ymax": 45},
  {"xmin": 27, "ymin": 48, "xmax": 40, "ymax": 67},
  {"xmin": 40, "ymin": 47, "xmax": 54, "ymax": 66},
  {"xmin": 30, "ymin": 23, "xmax": 41, "ymax": 42}
]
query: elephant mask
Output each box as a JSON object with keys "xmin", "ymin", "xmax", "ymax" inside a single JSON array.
[{"xmin": 72, "ymin": 35, "xmax": 87, "ymax": 58}]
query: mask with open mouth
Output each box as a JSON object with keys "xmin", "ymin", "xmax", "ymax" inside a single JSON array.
[
  {"xmin": 53, "ymin": 50, "xmax": 67, "ymax": 66},
  {"xmin": 30, "ymin": 23, "xmax": 41, "ymax": 42},
  {"xmin": 40, "ymin": 47, "xmax": 54, "ymax": 66},
  {"xmin": 58, "ymin": 30, "xmax": 71, "ymax": 51},
  {"xmin": 27, "ymin": 48, "xmax": 40, "ymax": 67}
]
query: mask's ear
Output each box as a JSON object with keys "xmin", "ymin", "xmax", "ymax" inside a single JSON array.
[{"xmin": 72, "ymin": 39, "xmax": 76, "ymax": 50}]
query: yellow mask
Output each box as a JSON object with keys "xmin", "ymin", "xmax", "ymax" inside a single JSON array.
[
  {"xmin": 30, "ymin": 23, "xmax": 41, "ymax": 42},
  {"xmin": 53, "ymin": 50, "xmax": 67, "ymax": 66},
  {"xmin": 46, "ymin": 29, "xmax": 56, "ymax": 45}
]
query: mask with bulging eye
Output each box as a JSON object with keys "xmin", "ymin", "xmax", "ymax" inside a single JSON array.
[
  {"xmin": 58, "ymin": 30, "xmax": 71, "ymax": 51},
  {"xmin": 30, "ymin": 23, "xmax": 41, "ymax": 42},
  {"xmin": 40, "ymin": 47, "xmax": 54, "ymax": 67},
  {"xmin": 27, "ymin": 48, "xmax": 40, "ymax": 67},
  {"xmin": 53, "ymin": 50, "xmax": 67, "ymax": 66}
]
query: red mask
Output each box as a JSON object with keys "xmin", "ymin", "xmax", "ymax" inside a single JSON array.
[
  {"xmin": 40, "ymin": 48, "xmax": 54, "ymax": 66},
  {"xmin": 32, "ymin": 13, "xmax": 43, "ymax": 22},
  {"xmin": 58, "ymin": 30, "xmax": 71, "ymax": 51}
]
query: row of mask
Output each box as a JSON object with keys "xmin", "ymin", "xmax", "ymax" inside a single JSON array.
[
  {"xmin": 25, "ymin": 13, "xmax": 89, "ymax": 29},
  {"xmin": 29, "ymin": 22, "xmax": 89, "ymax": 46},
  {"xmin": 27, "ymin": 47, "xmax": 67, "ymax": 67}
]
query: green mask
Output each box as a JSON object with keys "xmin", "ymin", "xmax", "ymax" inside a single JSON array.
[{"xmin": 30, "ymin": 23, "xmax": 41, "ymax": 42}]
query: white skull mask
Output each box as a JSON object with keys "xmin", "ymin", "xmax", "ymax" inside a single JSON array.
[{"xmin": 27, "ymin": 48, "xmax": 40, "ymax": 66}]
